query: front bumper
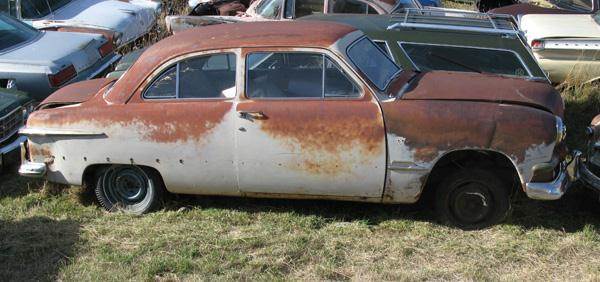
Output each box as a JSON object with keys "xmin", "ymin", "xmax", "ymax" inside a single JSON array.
[{"xmin": 524, "ymin": 161, "xmax": 571, "ymax": 200}]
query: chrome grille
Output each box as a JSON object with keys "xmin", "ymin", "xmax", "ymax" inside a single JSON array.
[{"xmin": 0, "ymin": 107, "xmax": 24, "ymax": 144}]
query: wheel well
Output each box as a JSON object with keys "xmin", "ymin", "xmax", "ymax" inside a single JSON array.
[
  {"xmin": 423, "ymin": 150, "xmax": 521, "ymax": 198},
  {"xmin": 81, "ymin": 164, "xmax": 166, "ymax": 190}
]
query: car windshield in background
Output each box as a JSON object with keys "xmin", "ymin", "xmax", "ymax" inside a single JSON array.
[
  {"xmin": 393, "ymin": 0, "xmax": 420, "ymax": 10},
  {"xmin": 256, "ymin": 0, "xmax": 284, "ymax": 18},
  {"xmin": 0, "ymin": 14, "xmax": 38, "ymax": 52},
  {"xmin": 552, "ymin": 0, "xmax": 593, "ymax": 12},
  {"xmin": 21, "ymin": 0, "xmax": 73, "ymax": 19},
  {"xmin": 400, "ymin": 43, "xmax": 530, "ymax": 78},
  {"xmin": 0, "ymin": 1, "xmax": 18, "ymax": 17},
  {"xmin": 348, "ymin": 37, "xmax": 401, "ymax": 90}
]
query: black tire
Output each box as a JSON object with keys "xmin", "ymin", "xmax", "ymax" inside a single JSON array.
[
  {"xmin": 94, "ymin": 165, "xmax": 163, "ymax": 214},
  {"xmin": 435, "ymin": 169, "xmax": 511, "ymax": 230}
]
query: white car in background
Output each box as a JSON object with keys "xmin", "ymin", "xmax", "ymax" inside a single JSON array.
[{"xmin": 0, "ymin": 0, "xmax": 162, "ymax": 48}]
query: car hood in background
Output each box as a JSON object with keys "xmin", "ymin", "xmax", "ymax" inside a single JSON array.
[
  {"xmin": 29, "ymin": 0, "xmax": 157, "ymax": 46},
  {"xmin": 0, "ymin": 88, "xmax": 32, "ymax": 117},
  {"xmin": 0, "ymin": 31, "xmax": 103, "ymax": 74},
  {"xmin": 521, "ymin": 14, "xmax": 600, "ymax": 43},
  {"xmin": 166, "ymin": 15, "xmax": 263, "ymax": 34}
]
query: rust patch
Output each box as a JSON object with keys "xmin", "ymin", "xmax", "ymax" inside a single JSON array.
[
  {"xmin": 27, "ymin": 99, "xmax": 232, "ymax": 144},
  {"xmin": 381, "ymin": 99, "xmax": 556, "ymax": 163},
  {"xmin": 237, "ymin": 99, "xmax": 385, "ymax": 175}
]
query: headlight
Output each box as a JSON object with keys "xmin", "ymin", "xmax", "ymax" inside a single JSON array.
[
  {"xmin": 556, "ymin": 116, "xmax": 566, "ymax": 143},
  {"xmin": 22, "ymin": 102, "xmax": 35, "ymax": 120}
]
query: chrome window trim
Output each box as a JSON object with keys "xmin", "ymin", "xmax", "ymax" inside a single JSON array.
[
  {"xmin": 142, "ymin": 50, "xmax": 239, "ymax": 101},
  {"xmin": 372, "ymin": 40, "xmax": 395, "ymax": 62},
  {"xmin": 397, "ymin": 41, "xmax": 541, "ymax": 79},
  {"xmin": 244, "ymin": 49, "xmax": 364, "ymax": 100},
  {"xmin": 346, "ymin": 37, "xmax": 402, "ymax": 91}
]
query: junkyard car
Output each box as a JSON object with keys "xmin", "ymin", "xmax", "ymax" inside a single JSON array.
[
  {"xmin": 0, "ymin": 87, "xmax": 32, "ymax": 170},
  {"xmin": 305, "ymin": 10, "xmax": 548, "ymax": 81},
  {"xmin": 576, "ymin": 114, "xmax": 600, "ymax": 193},
  {"xmin": 0, "ymin": 0, "xmax": 162, "ymax": 48},
  {"xmin": 19, "ymin": 21, "xmax": 568, "ymax": 229},
  {"xmin": 166, "ymin": 0, "xmax": 420, "ymax": 33},
  {"xmin": 0, "ymin": 13, "xmax": 120, "ymax": 100},
  {"xmin": 490, "ymin": 0, "xmax": 596, "ymax": 18}
]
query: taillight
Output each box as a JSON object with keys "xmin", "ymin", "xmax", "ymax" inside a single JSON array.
[
  {"xmin": 48, "ymin": 65, "xmax": 76, "ymax": 88},
  {"xmin": 98, "ymin": 41, "xmax": 114, "ymax": 58},
  {"xmin": 531, "ymin": 39, "xmax": 544, "ymax": 50}
]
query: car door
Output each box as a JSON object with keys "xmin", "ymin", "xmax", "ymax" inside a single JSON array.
[
  {"xmin": 133, "ymin": 51, "xmax": 240, "ymax": 195},
  {"xmin": 235, "ymin": 49, "xmax": 387, "ymax": 199}
]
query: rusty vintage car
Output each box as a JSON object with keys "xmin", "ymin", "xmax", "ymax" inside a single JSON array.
[{"xmin": 18, "ymin": 21, "xmax": 568, "ymax": 229}]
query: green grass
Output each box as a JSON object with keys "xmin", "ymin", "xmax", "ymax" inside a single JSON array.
[{"xmin": 2, "ymin": 0, "xmax": 600, "ymax": 280}]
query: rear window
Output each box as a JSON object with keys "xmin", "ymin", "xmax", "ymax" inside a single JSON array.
[
  {"xmin": 0, "ymin": 13, "xmax": 38, "ymax": 52},
  {"xmin": 400, "ymin": 43, "xmax": 530, "ymax": 78},
  {"xmin": 21, "ymin": 0, "xmax": 73, "ymax": 19},
  {"xmin": 348, "ymin": 37, "xmax": 400, "ymax": 90}
]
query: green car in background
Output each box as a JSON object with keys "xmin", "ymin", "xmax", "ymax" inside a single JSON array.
[
  {"xmin": 303, "ymin": 9, "xmax": 549, "ymax": 82},
  {"xmin": 0, "ymin": 88, "xmax": 33, "ymax": 171}
]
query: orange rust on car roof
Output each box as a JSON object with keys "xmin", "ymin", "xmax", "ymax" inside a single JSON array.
[{"xmin": 107, "ymin": 21, "xmax": 358, "ymax": 104}]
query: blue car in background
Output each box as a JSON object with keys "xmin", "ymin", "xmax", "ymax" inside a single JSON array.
[{"xmin": 0, "ymin": 13, "xmax": 120, "ymax": 101}]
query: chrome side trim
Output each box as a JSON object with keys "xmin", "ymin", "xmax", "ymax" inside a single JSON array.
[
  {"xmin": 388, "ymin": 161, "xmax": 428, "ymax": 171},
  {"xmin": 19, "ymin": 127, "xmax": 106, "ymax": 137}
]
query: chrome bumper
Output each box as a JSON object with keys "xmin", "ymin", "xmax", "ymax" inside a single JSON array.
[
  {"xmin": 19, "ymin": 161, "xmax": 47, "ymax": 178},
  {"xmin": 525, "ymin": 161, "xmax": 571, "ymax": 200},
  {"xmin": 575, "ymin": 150, "xmax": 600, "ymax": 191}
]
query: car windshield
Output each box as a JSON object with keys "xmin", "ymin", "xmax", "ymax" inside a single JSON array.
[
  {"xmin": 552, "ymin": 0, "xmax": 593, "ymax": 12},
  {"xmin": 347, "ymin": 37, "xmax": 401, "ymax": 90},
  {"xmin": 21, "ymin": 0, "xmax": 73, "ymax": 19},
  {"xmin": 0, "ymin": 14, "xmax": 38, "ymax": 52},
  {"xmin": 256, "ymin": 0, "xmax": 284, "ymax": 19}
]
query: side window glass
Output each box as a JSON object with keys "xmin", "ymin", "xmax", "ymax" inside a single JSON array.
[
  {"xmin": 246, "ymin": 52, "xmax": 359, "ymax": 99},
  {"xmin": 144, "ymin": 53, "xmax": 237, "ymax": 99},
  {"xmin": 179, "ymin": 53, "xmax": 236, "ymax": 98},
  {"xmin": 374, "ymin": 41, "xmax": 392, "ymax": 58},
  {"xmin": 329, "ymin": 0, "xmax": 368, "ymax": 13},
  {"xmin": 324, "ymin": 57, "xmax": 360, "ymax": 98},
  {"xmin": 0, "ymin": 1, "xmax": 16, "ymax": 16},
  {"xmin": 367, "ymin": 5, "xmax": 377, "ymax": 14},
  {"xmin": 400, "ymin": 43, "xmax": 529, "ymax": 77},
  {"xmin": 294, "ymin": 0, "xmax": 324, "ymax": 18},
  {"xmin": 144, "ymin": 65, "xmax": 177, "ymax": 99}
]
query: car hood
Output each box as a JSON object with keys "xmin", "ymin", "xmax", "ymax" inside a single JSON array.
[
  {"xmin": 0, "ymin": 88, "xmax": 32, "ymax": 117},
  {"xmin": 166, "ymin": 15, "xmax": 266, "ymax": 34},
  {"xmin": 521, "ymin": 14, "xmax": 600, "ymax": 43},
  {"xmin": 30, "ymin": 0, "xmax": 156, "ymax": 46},
  {"xmin": 38, "ymin": 78, "xmax": 115, "ymax": 109},
  {"xmin": 0, "ymin": 31, "xmax": 103, "ymax": 73},
  {"xmin": 400, "ymin": 71, "xmax": 564, "ymax": 116}
]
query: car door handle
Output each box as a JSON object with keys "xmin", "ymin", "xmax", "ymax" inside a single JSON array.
[{"xmin": 238, "ymin": 111, "xmax": 267, "ymax": 121}]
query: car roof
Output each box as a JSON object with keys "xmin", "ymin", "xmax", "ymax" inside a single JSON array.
[{"xmin": 107, "ymin": 21, "xmax": 359, "ymax": 104}]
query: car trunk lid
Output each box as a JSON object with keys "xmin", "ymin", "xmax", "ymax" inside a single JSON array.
[{"xmin": 38, "ymin": 78, "xmax": 115, "ymax": 109}]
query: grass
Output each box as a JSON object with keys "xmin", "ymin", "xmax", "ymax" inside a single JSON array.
[{"xmin": 2, "ymin": 0, "xmax": 600, "ymax": 281}]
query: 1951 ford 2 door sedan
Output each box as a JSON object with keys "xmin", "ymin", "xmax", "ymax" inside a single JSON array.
[{"xmin": 19, "ymin": 21, "xmax": 569, "ymax": 229}]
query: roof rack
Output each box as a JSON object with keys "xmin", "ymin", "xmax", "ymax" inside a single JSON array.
[{"xmin": 388, "ymin": 8, "xmax": 518, "ymax": 34}]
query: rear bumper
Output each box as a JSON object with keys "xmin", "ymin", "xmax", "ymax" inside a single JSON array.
[{"xmin": 524, "ymin": 161, "xmax": 571, "ymax": 200}]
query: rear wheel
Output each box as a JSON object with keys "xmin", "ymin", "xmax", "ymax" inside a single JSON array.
[
  {"xmin": 435, "ymin": 169, "xmax": 511, "ymax": 230},
  {"xmin": 95, "ymin": 165, "xmax": 163, "ymax": 214}
]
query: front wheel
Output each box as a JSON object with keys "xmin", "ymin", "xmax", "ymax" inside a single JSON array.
[
  {"xmin": 95, "ymin": 165, "xmax": 163, "ymax": 214},
  {"xmin": 435, "ymin": 169, "xmax": 511, "ymax": 230}
]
